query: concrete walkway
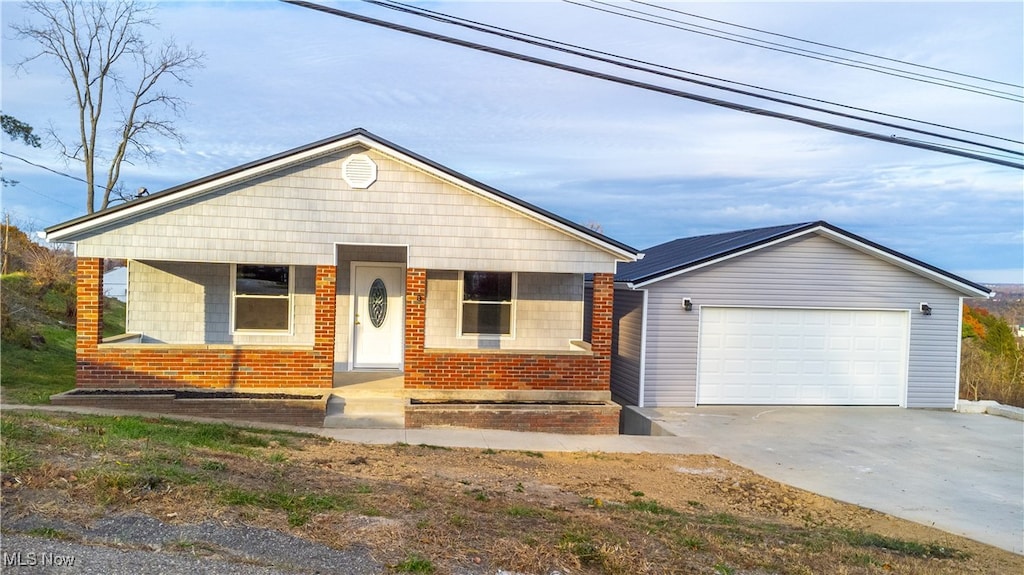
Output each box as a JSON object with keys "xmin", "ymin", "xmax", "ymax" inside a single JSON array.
[{"xmin": 4, "ymin": 403, "xmax": 1021, "ymax": 554}]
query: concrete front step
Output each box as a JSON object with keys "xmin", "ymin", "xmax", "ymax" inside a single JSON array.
[{"xmin": 323, "ymin": 394, "xmax": 406, "ymax": 429}]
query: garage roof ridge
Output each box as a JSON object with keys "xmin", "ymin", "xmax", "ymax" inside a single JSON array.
[{"xmin": 617, "ymin": 220, "xmax": 991, "ymax": 297}]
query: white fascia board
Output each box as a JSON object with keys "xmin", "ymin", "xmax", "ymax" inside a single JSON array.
[{"xmin": 44, "ymin": 134, "xmax": 376, "ymax": 243}]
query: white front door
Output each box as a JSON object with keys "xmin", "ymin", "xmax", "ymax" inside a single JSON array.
[{"xmin": 352, "ymin": 264, "xmax": 405, "ymax": 369}]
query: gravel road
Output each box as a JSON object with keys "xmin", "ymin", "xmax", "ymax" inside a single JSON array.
[{"xmin": 1, "ymin": 512, "xmax": 382, "ymax": 574}]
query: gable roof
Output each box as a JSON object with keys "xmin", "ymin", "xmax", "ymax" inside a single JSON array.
[
  {"xmin": 616, "ymin": 221, "xmax": 992, "ymax": 297},
  {"xmin": 44, "ymin": 128, "xmax": 639, "ymax": 260}
]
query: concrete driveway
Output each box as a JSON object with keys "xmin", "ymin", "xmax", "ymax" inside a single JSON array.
[{"xmin": 635, "ymin": 406, "xmax": 1023, "ymax": 554}]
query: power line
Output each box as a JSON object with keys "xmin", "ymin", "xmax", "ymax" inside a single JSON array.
[
  {"xmin": 629, "ymin": 0, "xmax": 1023, "ymax": 90},
  {"xmin": 1, "ymin": 151, "xmax": 90, "ymax": 186},
  {"xmin": 280, "ymin": 1, "xmax": 1022, "ymax": 170},
  {"xmin": 567, "ymin": 0, "xmax": 1023, "ymax": 103},
  {"xmin": 365, "ymin": 0, "xmax": 1022, "ymax": 155},
  {"xmin": 5, "ymin": 179, "xmax": 80, "ymax": 210}
]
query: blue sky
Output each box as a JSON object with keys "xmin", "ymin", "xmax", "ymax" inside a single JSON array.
[{"xmin": 2, "ymin": 1, "xmax": 1022, "ymax": 283}]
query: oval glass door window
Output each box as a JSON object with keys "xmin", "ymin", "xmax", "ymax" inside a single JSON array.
[{"xmin": 368, "ymin": 278, "xmax": 387, "ymax": 328}]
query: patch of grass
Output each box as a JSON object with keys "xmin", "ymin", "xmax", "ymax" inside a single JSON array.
[
  {"xmin": 200, "ymin": 460, "xmax": 226, "ymax": 471},
  {"xmin": 353, "ymin": 483, "xmax": 373, "ymax": 494},
  {"xmin": 267, "ymin": 452, "xmax": 288, "ymax": 464},
  {"xmin": 72, "ymin": 415, "xmax": 277, "ymax": 453},
  {"xmin": 841, "ymin": 530, "xmax": 967, "ymax": 559},
  {"xmin": 559, "ymin": 530, "xmax": 601, "ymax": 565},
  {"xmin": 25, "ymin": 527, "xmax": 74, "ymax": 540},
  {"xmin": 625, "ymin": 498, "xmax": 679, "ymax": 516},
  {"xmin": 0, "ymin": 443, "xmax": 35, "ymax": 473},
  {"xmin": 703, "ymin": 512, "xmax": 739, "ymax": 525},
  {"xmin": 102, "ymin": 298, "xmax": 126, "ymax": 338},
  {"xmin": 220, "ymin": 487, "xmax": 354, "ymax": 526},
  {"xmin": 0, "ymin": 324, "xmax": 76, "ymax": 404},
  {"xmin": 506, "ymin": 504, "xmax": 542, "ymax": 518},
  {"xmin": 687, "ymin": 500, "xmax": 705, "ymax": 509},
  {"xmin": 713, "ymin": 562, "xmax": 735, "ymax": 575},
  {"xmin": 679, "ymin": 536, "xmax": 703, "ymax": 550},
  {"xmin": 520, "ymin": 450, "xmax": 544, "ymax": 458},
  {"xmin": 481, "ymin": 448, "xmax": 499, "ymax": 455},
  {"xmin": 449, "ymin": 514, "xmax": 467, "ymax": 527},
  {"xmin": 630, "ymin": 490, "xmax": 645, "ymax": 497},
  {"xmin": 394, "ymin": 554, "xmax": 435, "ymax": 574}
]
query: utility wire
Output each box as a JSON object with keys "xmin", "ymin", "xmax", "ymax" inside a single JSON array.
[
  {"xmin": 365, "ymin": 0, "xmax": 1022, "ymax": 155},
  {"xmin": 1, "ymin": 151, "xmax": 90, "ymax": 186},
  {"xmin": 630, "ymin": 0, "xmax": 1023, "ymax": 89},
  {"xmin": 280, "ymin": 1, "xmax": 1022, "ymax": 170},
  {"xmin": 568, "ymin": 0, "xmax": 1023, "ymax": 103}
]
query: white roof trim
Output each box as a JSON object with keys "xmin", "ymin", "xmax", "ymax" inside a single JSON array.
[
  {"xmin": 45, "ymin": 133, "xmax": 637, "ymax": 262},
  {"xmin": 631, "ymin": 225, "xmax": 991, "ymax": 298}
]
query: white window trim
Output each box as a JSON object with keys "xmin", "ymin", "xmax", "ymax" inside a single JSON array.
[
  {"xmin": 457, "ymin": 271, "xmax": 517, "ymax": 339},
  {"xmin": 230, "ymin": 264, "xmax": 295, "ymax": 335}
]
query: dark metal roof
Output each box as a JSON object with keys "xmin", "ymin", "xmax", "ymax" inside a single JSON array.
[
  {"xmin": 615, "ymin": 220, "xmax": 992, "ymax": 296},
  {"xmin": 45, "ymin": 128, "xmax": 639, "ymax": 257}
]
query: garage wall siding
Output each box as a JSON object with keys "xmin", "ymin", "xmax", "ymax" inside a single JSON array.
[
  {"xmin": 638, "ymin": 234, "xmax": 967, "ymax": 408},
  {"xmin": 611, "ymin": 288, "xmax": 645, "ymax": 405}
]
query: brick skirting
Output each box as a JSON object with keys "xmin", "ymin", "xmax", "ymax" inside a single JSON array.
[
  {"xmin": 51, "ymin": 390, "xmax": 327, "ymax": 427},
  {"xmin": 405, "ymin": 402, "xmax": 621, "ymax": 435}
]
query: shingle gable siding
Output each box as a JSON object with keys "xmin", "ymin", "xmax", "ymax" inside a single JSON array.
[
  {"xmin": 631, "ymin": 234, "xmax": 966, "ymax": 408},
  {"xmin": 73, "ymin": 149, "xmax": 622, "ymax": 274}
]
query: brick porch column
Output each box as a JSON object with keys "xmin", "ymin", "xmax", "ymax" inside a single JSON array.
[
  {"xmin": 403, "ymin": 268, "xmax": 427, "ymax": 387},
  {"xmin": 75, "ymin": 258, "xmax": 104, "ymax": 352},
  {"xmin": 590, "ymin": 272, "xmax": 614, "ymax": 384},
  {"xmin": 313, "ymin": 265, "xmax": 337, "ymax": 386},
  {"xmin": 75, "ymin": 258, "xmax": 103, "ymax": 386}
]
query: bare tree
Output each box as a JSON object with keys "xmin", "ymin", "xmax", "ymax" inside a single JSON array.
[{"xmin": 11, "ymin": 1, "xmax": 204, "ymax": 214}]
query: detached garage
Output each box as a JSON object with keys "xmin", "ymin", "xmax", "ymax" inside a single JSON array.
[{"xmin": 611, "ymin": 222, "xmax": 991, "ymax": 409}]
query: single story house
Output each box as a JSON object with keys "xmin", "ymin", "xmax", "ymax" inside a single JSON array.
[
  {"xmin": 44, "ymin": 129, "xmax": 640, "ymax": 434},
  {"xmin": 610, "ymin": 222, "xmax": 991, "ymax": 410}
]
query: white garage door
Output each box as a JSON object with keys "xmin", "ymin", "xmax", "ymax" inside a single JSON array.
[{"xmin": 698, "ymin": 307, "xmax": 908, "ymax": 405}]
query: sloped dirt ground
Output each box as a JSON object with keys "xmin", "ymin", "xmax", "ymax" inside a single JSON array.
[{"xmin": 1, "ymin": 411, "xmax": 1021, "ymax": 574}]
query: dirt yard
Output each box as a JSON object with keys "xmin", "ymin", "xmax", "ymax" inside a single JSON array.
[{"xmin": 1, "ymin": 411, "xmax": 1021, "ymax": 574}]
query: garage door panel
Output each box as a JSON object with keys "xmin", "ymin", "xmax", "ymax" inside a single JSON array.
[{"xmin": 698, "ymin": 307, "xmax": 907, "ymax": 405}]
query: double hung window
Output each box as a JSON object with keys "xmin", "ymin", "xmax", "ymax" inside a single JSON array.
[
  {"xmin": 460, "ymin": 271, "xmax": 514, "ymax": 337},
  {"xmin": 233, "ymin": 265, "xmax": 292, "ymax": 332}
]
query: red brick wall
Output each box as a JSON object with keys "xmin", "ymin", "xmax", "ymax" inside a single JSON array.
[
  {"xmin": 406, "ymin": 403, "xmax": 621, "ymax": 435},
  {"xmin": 52, "ymin": 392, "xmax": 327, "ymax": 427},
  {"xmin": 403, "ymin": 269, "xmax": 615, "ymax": 392},
  {"xmin": 75, "ymin": 260, "xmax": 337, "ymax": 389}
]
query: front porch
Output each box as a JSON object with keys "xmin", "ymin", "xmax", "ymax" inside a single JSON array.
[{"xmin": 328, "ymin": 371, "xmax": 621, "ymax": 434}]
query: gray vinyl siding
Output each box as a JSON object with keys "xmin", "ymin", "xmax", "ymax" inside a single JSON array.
[
  {"xmin": 637, "ymin": 234, "xmax": 966, "ymax": 409},
  {"xmin": 424, "ymin": 271, "xmax": 583, "ymax": 350},
  {"xmin": 126, "ymin": 260, "xmax": 316, "ymax": 345},
  {"xmin": 611, "ymin": 288, "xmax": 645, "ymax": 405},
  {"xmin": 73, "ymin": 149, "xmax": 621, "ymax": 274},
  {"xmin": 333, "ymin": 245, "xmax": 407, "ymax": 370}
]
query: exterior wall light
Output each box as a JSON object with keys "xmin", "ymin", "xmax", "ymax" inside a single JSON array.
[
  {"xmin": 683, "ymin": 298, "xmax": 693, "ymax": 311},
  {"xmin": 920, "ymin": 303, "xmax": 932, "ymax": 315}
]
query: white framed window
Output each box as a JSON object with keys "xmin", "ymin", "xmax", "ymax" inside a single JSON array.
[
  {"xmin": 232, "ymin": 265, "xmax": 293, "ymax": 333},
  {"xmin": 459, "ymin": 271, "xmax": 516, "ymax": 337}
]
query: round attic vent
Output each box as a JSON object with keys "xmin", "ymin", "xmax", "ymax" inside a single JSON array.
[{"xmin": 342, "ymin": 154, "xmax": 378, "ymax": 189}]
